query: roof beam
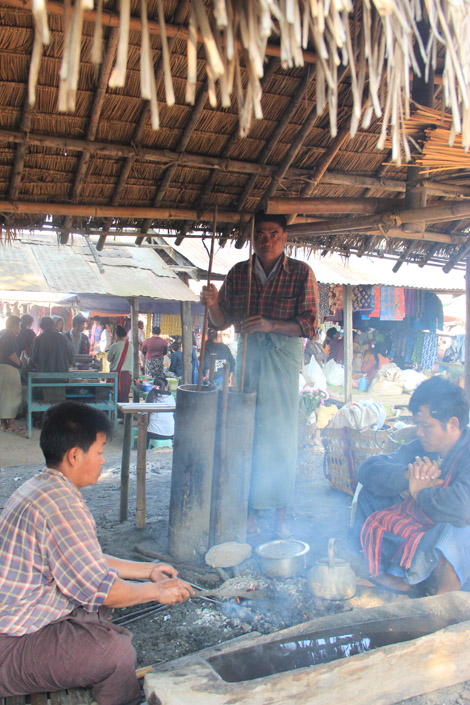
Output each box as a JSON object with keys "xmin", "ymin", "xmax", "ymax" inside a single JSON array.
[
  {"xmin": 0, "ymin": 129, "xmax": 275, "ymax": 176},
  {"xmin": 268, "ymin": 197, "xmax": 403, "ymax": 215},
  {"xmin": 111, "ymin": 1, "xmax": 189, "ymax": 245},
  {"xmin": 0, "ymin": 200, "xmax": 241, "ymax": 222},
  {"xmin": 62, "ymin": 28, "xmax": 119, "ymax": 243},
  {"xmin": 288, "ymin": 201, "xmax": 470, "ymax": 236},
  {"xmin": 138, "ymin": 79, "xmax": 209, "ymax": 242},
  {"xmin": 286, "ymin": 123, "xmax": 351, "ymax": 225}
]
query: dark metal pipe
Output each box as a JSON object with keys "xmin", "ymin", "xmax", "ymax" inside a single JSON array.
[
  {"xmin": 168, "ymin": 384, "xmax": 218, "ymax": 563},
  {"xmin": 210, "ymin": 387, "xmax": 257, "ymax": 545}
]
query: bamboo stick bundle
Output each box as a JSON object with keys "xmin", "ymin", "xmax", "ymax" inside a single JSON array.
[{"xmin": 23, "ymin": 0, "xmax": 470, "ymax": 167}]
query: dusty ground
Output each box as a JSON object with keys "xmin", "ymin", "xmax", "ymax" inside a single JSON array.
[{"xmin": 1, "ymin": 424, "xmax": 469, "ymax": 705}]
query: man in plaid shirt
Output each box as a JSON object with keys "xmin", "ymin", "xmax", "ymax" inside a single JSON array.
[
  {"xmin": 0, "ymin": 401, "xmax": 193, "ymax": 705},
  {"xmin": 201, "ymin": 210, "xmax": 318, "ymax": 538}
]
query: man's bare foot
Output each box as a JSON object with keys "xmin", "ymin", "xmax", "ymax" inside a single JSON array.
[{"xmin": 370, "ymin": 573, "xmax": 411, "ymax": 593}]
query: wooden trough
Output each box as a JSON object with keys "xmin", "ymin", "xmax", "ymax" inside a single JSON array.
[{"xmin": 145, "ymin": 592, "xmax": 470, "ymax": 705}]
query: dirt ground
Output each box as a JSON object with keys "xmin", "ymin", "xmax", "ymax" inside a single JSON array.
[{"xmin": 1, "ymin": 423, "xmax": 470, "ymax": 705}]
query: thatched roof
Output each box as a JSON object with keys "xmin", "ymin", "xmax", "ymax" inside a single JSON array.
[{"xmin": 1, "ymin": 0, "xmax": 470, "ymax": 275}]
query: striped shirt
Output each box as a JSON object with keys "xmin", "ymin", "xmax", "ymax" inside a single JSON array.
[
  {"xmin": 0, "ymin": 468, "xmax": 117, "ymax": 636},
  {"xmin": 217, "ymin": 253, "xmax": 318, "ymax": 338}
]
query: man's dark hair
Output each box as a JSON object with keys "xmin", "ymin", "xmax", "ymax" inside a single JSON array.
[
  {"xmin": 20, "ymin": 314, "xmax": 33, "ymax": 328},
  {"xmin": 326, "ymin": 327, "xmax": 338, "ymax": 340},
  {"xmin": 40, "ymin": 316, "xmax": 54, "ymax": 331},
  {"xmin": 40, "ymin": 401, "xmax": 112, "ymax": 467},
  {"xmin": 409, "ymin": 376, "xmax": 469, "ymax": 429},
  {"xmin": 5, "ymin": 315, "xmax": 20, "ymax": 331},
  {"xmin": 72, "ymin": 314, "xmax": 86, "ymax": 328},
  {"xmin": 115, "ymin": 324, "xmax": 127, "ymax": 338},
  {"xmin": 254, "ymin": 209, "xmax": 287, "ymax": 231},
  {"xmin": 152, "ymin": 325, "xmax": 161, "ymax": 335},
  {"xmin": 171, "ymin": 342, "xmax": 181, "ymax": 351},
  {"xmin": 207, "ymin": 329, "xmax": 217, "ymax": 342}
]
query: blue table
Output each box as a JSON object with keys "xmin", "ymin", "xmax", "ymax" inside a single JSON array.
[{"xmin": 27, "ymin": 371, "xmax": 118, "ymax": 438}]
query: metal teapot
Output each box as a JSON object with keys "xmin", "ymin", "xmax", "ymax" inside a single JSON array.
[{"xmin": 308, "ymin": 538, "xmax": 356, "ymax": 600}]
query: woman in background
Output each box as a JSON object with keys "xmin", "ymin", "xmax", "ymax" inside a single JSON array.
[
  {"xmin": 135, "ymin": 375, "xmax": 175, "ymax": 448},
  {"xmin": 107, "ymin": 325, "xmax": 133, "ymax": 418},
  {"xmin": 0, "ymin": 316, "xmax": 22, "ymax": 432}
]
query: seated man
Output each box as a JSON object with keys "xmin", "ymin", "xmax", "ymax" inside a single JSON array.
[
  {"xmin": 0, "ymin": 401, "xmax": 193, "ymax": 705},
  {"xmin": 356, "ymin": 376, "xmax": 470, "ymax": 594}
]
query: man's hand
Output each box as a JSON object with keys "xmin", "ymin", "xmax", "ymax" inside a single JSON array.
[
  {"xmin": 240, "ymin": 315, "xmax": 273, "ymax": 334},
  {"xmin": 153, "ymin": 578, "xmax": 194, "ymax": 605},
  {"xmin": 408, "ymin": 456, "xmax": 443, "ymax": 498},
  {"xmin": 149, "ymin": 563, "xmax": 178, "ymax": 583},
  {"xmin": 200, "ymin": 283, "xmax": 219, "ymax": 308}
]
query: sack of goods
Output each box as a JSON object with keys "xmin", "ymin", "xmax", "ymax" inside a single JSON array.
[{"xmin": 369, "ymin": 363, "xmax": 404, "ymax": 396}]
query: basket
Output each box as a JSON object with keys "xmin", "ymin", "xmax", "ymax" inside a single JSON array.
[{"xmin": 321, "ymin": 424, "xmax": 417, "ymax": 495}]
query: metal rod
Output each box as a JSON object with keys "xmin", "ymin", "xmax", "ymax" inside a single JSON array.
[
  {"xmin": 113, "ymin": 604, "xmax": 168, "ymax": 626},
  {"xmin": 197, "ymin": 207, "xmax": 217, "ymax": 389},
  {"xmin": 240, "ymin": 216, "xmax": 255, "ymax": 393}
]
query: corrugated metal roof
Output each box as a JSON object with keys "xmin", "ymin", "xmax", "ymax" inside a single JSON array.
[
  {"xmin": 0, "ymin": 235, "xmax": 199, "ymax": 302},
  {"xmin": 165, "ymin": 237, "xmax": 465, "ymax": 292}
]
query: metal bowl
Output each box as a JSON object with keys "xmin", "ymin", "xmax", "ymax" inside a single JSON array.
[{"xmin": 255, "ymin": 539, "xmax": 310, "ymax": 579}]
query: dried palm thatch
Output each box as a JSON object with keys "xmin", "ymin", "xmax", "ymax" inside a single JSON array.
[{"xmin": 24, "ymin": 0, "xmax": 470, "ymax": 165}]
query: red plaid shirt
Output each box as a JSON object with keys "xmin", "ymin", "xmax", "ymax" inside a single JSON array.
[{"xmin": 218, "ymin": 253, "xmax": 318, "ymax": 338}]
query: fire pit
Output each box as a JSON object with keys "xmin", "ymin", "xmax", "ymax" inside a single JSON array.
[{"xmin": 145, "ymin": 592, "xmax": 470, "ymax": 705}]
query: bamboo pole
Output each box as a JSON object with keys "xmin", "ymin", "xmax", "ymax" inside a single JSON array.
[
  {"xmin": 288, "ymin": 201, "xmax": 470, "ymax": 237},
  {"xmin": 0, "ymin": 199, "xmax": 240, "ymax": 224},
  {"xmin": 197, "ymin": 208, "xmax": 217, "ymax": 389},
  {"xmin": 239, "ymin": 218, "xmax": 255, "ymax": 394},
  {"xmin": 343, "ymin": 285, "xmax": 353, "ymax": 404},
  {"xmin": 466, "ymin": 258, "xmax": 470, "ymax": 404},
  {"xmin": 0, "ymin": 129, "xmax": 275, "ymax": 178},
  {"xmin": 268, "ymin": 197, "xmax": 403, "ymax": 215},
  {"xmin": 180, "ymin": 300, "xmax": 192, "ymax": 385}
]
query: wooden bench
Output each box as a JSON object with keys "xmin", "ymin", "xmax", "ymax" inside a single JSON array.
[{"xmin": 2, "ymin": 689, "xmax": 94, "ymax": 704}]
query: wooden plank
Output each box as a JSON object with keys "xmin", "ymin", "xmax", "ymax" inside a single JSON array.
[
  {"xmin": 465, "ymin": 257, "xmax": 470, "ymax": 403},
  {"xmin": 145, "ymin": 593, "xmax": 470, "ymax": 705},
  {"xmin": 3, "ymin": 697, "xmax": 28, "ymax": 704},
  {"xmin": 29, "ymin": 694, "xmax": 48, "ymax": 704}
]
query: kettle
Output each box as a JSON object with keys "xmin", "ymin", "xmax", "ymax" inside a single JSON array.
[{"xmin": 308, "ymin": 538, "xmax": 356, "ymax": 600}]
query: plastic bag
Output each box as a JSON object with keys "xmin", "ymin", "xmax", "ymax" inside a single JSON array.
[
  {"xmin": 303, "ymin": 357, "xmax": 327, "ymax": 391},
  {"xmin": 329, "ymin": 401, "xmax": 384, "ymax": 430},
  {"xmin": 401, "ymin": 369, "xmax": 426, "ymax": 393},
  {"xmin": 323, "ymin": 359, "xmax": 344, "ymax": 386},
  {"xmin": 369, "ymin": 363, "xmax": 404, "ymax": 395}
]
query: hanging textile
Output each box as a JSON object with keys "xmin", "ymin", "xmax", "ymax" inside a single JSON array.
[
  {"xmin": 420, "ymin": 333, "xmax": 439, "ymax": 370},
  {"xmin": 379, "ymin": 287, "xmax": 397, "ymax": 320},
  {"xmin": 369, "ymin": 286, "xmax": 381, "ymax": 318},
  {"xmin": 404, "ymin": 289, "xmax": 415, "ymax": 318},
  {"xmin": 352, "ymin": 286, "xmax": 372, "ymax": 312},
  {"xmin": 394, "ymin": 288, "xmax": 405, "ymax": 320},
  {"xmin": 318, "ymin": 283, "xmax": 330, "ymax": 319},
  {"xmin": 328, "ymin": 285, "xmax": 343, "ymax": 315}
]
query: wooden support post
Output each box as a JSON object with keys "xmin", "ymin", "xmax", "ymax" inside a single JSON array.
[
  {"xmin": 136, "ymin": 413, "xmax": 148, "ymax": 529},
  {"xmin": 465, "ymin": 258, "xmax": 470, "ymax": 403},
  {"xmin": 129, "ymin": 298, "xmax": 139, "ymax": 400},
  {"xmin": 119, "ymin": 413, "xmax": 132, "ymax": 522},
  {"xmin": 343, "ymin": 285, "xmax": 353, "ymax": 404},
  {"xmin": 180, "ymin": 301, "xmax": 193, "ymax": 384}
]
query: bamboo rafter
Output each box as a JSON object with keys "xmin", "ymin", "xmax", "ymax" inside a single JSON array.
[{"xmin": 19, "ymin": 0, "xmax": 470, "ymax": 165}]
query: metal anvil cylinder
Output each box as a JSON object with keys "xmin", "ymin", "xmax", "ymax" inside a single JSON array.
[{"xmin": 168, "ymin": 384, "xmax": 218, "ymax": 564}]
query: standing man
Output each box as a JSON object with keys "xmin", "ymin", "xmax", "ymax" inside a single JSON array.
[
  {"xmin": 65, "ymin": 314, "xmax": 90, "ymax": 356},
  {"xmin": 142, "ymin": 326, "xmax": 168, "ymax": 379},
  {"xmin": 201, "ymin": 210, "xmax": 318, "ymax": 537}
]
